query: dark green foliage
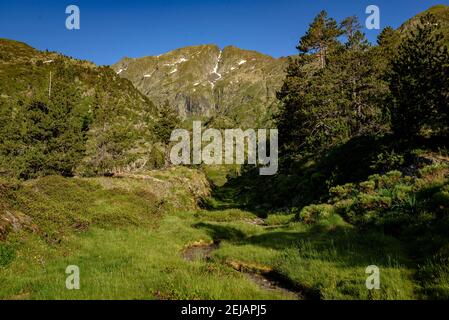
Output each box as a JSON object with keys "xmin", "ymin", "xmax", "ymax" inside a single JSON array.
[
  {"xmin": 229, "ymin": 8, "xmax": 449, "ymax": 217},
  {"xmin": 220, "ymin": 135, "xmax": 411, "ymax": 211},
  {"xmin": 377, "ymin": 27, "xmax": 401, "ymax": 60},
  {"xmin": 0, "ymin": 71, "xmax": 87, "ymax": 179},
  {"xmin": 82, "ymin": 92, "xmax": 138, "ymax": 175},
  {"xmin": 78, "ymin": 66, "xmax": 159, "ymax": 176},
  {"xmin": 154, "ymin": 101, "xmax": 182, "ymax": 167},
  {"xmin": 0, "ymin": 39, "xmax": 162, "ymax": 178},
  {"xmin": 318, "ymin": 165, "xmax": 449, "ymax": 251},
  {"xmin": 154, "ymin": 101, "xmax": 182, "ymax": 145},
  {"xmin": 297, "ymin": 10, "xmax": 342, "ymax": 68},
  {"xmin": 389, "ymin": 14, "xmax": 449, "ymax": 137},
  {"xmin": 276, "ymin": 15, "xmax": 389, "ymax": 165}
]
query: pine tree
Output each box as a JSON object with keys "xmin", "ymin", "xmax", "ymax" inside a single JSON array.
[
  {"xmin": 389, "ymin": 13, "xmax": 449, "ymax": 137},
  {"xmin": 0, "ymin": 99, "xmax": 21, "ymax": 175},
  {"xmin": 275, "ymin": 55, "xmax": 315, "ymax": 161},
  {"xmin": 276, "ymin": 15, "xmax": 389, "ymax": 166},
  {"xmin": 297, "ymin": 11, "xmax": 342, "ymax": 68},
  {"xmin": 328, "ymin": 32, "xmax": 387, "ymax": 136},
  {"xmin": 341, "ymin": 16, "xmax": 361, "ymax": 40},
  {"xmin": 377, "ymin": 27, "xmax": 400, "ymax": 56},
  {"xmin": 45, "ymin": 72, "xmax": 88, "ymax": 176},
  {"xmin": 82, "ymin": 92, "xmax": 139, "ymax": 175},
  {"xmin": 154, "ymin": 101, "xmax": 182, "ymax": 167},
  {"xmin": 0, "ymin": 68, "xmax": 88, "ymax": 179}
]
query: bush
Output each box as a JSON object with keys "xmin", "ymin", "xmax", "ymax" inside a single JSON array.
[
  {"xmin": 370, "ymin": 150, "xmax": 405, "ymax": 172},
  {"xmin": 330, "ymin": 183, "xmax": 356, "ymax": 201},
  {"xmin": 297, "ymin": 204, "xmax": 335, "ymax": 224},
  {"xmin": 305, "ymin": 165, "xmax": 449, "ymax": 235},
  {"xmin": 0, "ymin": 244, "xmax": 15, "ymax": 267}
]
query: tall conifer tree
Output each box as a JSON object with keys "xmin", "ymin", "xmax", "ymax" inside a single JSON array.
[{"xmin": 389, "ymin": 13, "xmax": 449, "ymax": 137}]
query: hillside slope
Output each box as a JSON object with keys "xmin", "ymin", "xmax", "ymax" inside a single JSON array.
[
  {"xmin": 399, "ymin": 4, "xmax": 449, "ymax": 43},
  {"xmin": 0, "ymin": 39, "xmax": 163, "ymax": 177}
]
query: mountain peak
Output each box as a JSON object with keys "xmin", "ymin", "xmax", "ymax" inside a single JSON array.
[{"xmin": 112, "ymin": 45, "xmax": 287, "ymax": 126}]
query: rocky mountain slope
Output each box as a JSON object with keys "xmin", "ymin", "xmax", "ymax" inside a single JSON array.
[{"xmin": 113, "ymin": 45, "xmax": 288, "ymax": 128}]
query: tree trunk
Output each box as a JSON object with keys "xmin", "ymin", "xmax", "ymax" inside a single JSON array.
[{"xmin": 164, "ymin": 144, "xmax": 172, "ymax": 168}]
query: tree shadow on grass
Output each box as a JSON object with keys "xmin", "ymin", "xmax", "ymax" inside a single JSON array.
[
  {"xmin": 201, "ymin": 175, "xmax": 269, "ymax": 218},
  {"xmin": 193, "ymin": 222, "xmax": 413, "ymax": 269},
  {"xmin": 211, "ymin": 134, "xmax": 449, "ymax": 211},
  {"xmin": 193, "ymin": 222, "xmax": 246, "ymax": 242}
]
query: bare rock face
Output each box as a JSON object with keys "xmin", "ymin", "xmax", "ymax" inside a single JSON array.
[
  {"xmin": 113, "ymin": 45, "xmax": 288, "ymax": 128},
  {"xmin": 0, "ymin": 207, "xmax": 39, "ymax": 240},
  {"xmin": 0, "ymin": 181, "xmax": 39, "ymax": 240}
]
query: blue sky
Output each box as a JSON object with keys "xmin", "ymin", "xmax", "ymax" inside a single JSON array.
[{"xmin": 0, "ymin": 0, "xmax": 446, "ymax": 65}]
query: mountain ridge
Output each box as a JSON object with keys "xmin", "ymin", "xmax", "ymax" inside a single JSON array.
[{"xmin": 112, "ymin": 44, "xmax": 288, "ymax": 128}]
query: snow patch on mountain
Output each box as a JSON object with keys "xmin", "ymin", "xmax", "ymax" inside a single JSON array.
[
  {"xmin": 212, "ymin": 51, "xmax": 222, "ymax": 78},
  {"xmin": 210, "ymin": 51, "xmax": 222, "ymax": 88},
  {"xmin": 117, "ymin": 67, "xmax": 127, "ymax": 74},
  {"xmin": 163, "ymin": 57, "xmax": 189, "ymax": 67}
]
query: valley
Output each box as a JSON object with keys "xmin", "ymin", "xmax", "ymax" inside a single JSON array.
[
  {"xmin": 1, "ymin": 4, "xmax": 449, "ymax": 301},
  {"xmin": 0, "ymin": 166, "xmax": 418, "ymax": 300}
]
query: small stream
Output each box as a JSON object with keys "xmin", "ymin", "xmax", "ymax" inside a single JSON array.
[
  {"xmin": 182, "ymin": 240, "xmax": 319, "ymax": 300},
  {"xmin": 182, "ymin": 240, "xmax": 221, "ymax": 261}
]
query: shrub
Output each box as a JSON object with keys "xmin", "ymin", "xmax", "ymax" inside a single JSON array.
[
  {"xmin": 356, "ymin": 194, "xmax": 392, "ymax": 211},
  {"xmin": 370, "ymin": 150, "xmax": 405, "ymax": 172},
  {"xmin": 297, "ymin": 204, "xmax": 335, "ymax": 224},
  {"xmin": 0, "ymin": 244, "xmax": 15, "ymax": 267},
  {"xmin": 329, "ymin": 183, "xmax": 356, "ymax": 201}
]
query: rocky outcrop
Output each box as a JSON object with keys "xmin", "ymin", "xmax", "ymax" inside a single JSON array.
[{"xmin": 0, "ymin": 207, "xmax": 39, "ymax": 240}]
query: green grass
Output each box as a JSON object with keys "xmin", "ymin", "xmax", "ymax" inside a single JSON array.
[
  {"xmin": 206, "ymin": 219, "xmax": 416, "ymax": 300},
  {"xmin": 0, "ymin": 207, "xmax": 417, "ymax": 300},
  {"xmin": 0, "ymin": 165, "xmax": 447, "ymax": 300},
  {"xmin": 0, "ymin": 168, "xmax": 291, "ymax": 300},
  {"xmin": 0, "ymin": 214, "xmax": 295, "ymax": 300}
]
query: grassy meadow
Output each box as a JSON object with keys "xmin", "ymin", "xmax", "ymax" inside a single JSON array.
[{"xmin": 2, "ymin": 165, "xmax": 441, "ymax": 300}]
